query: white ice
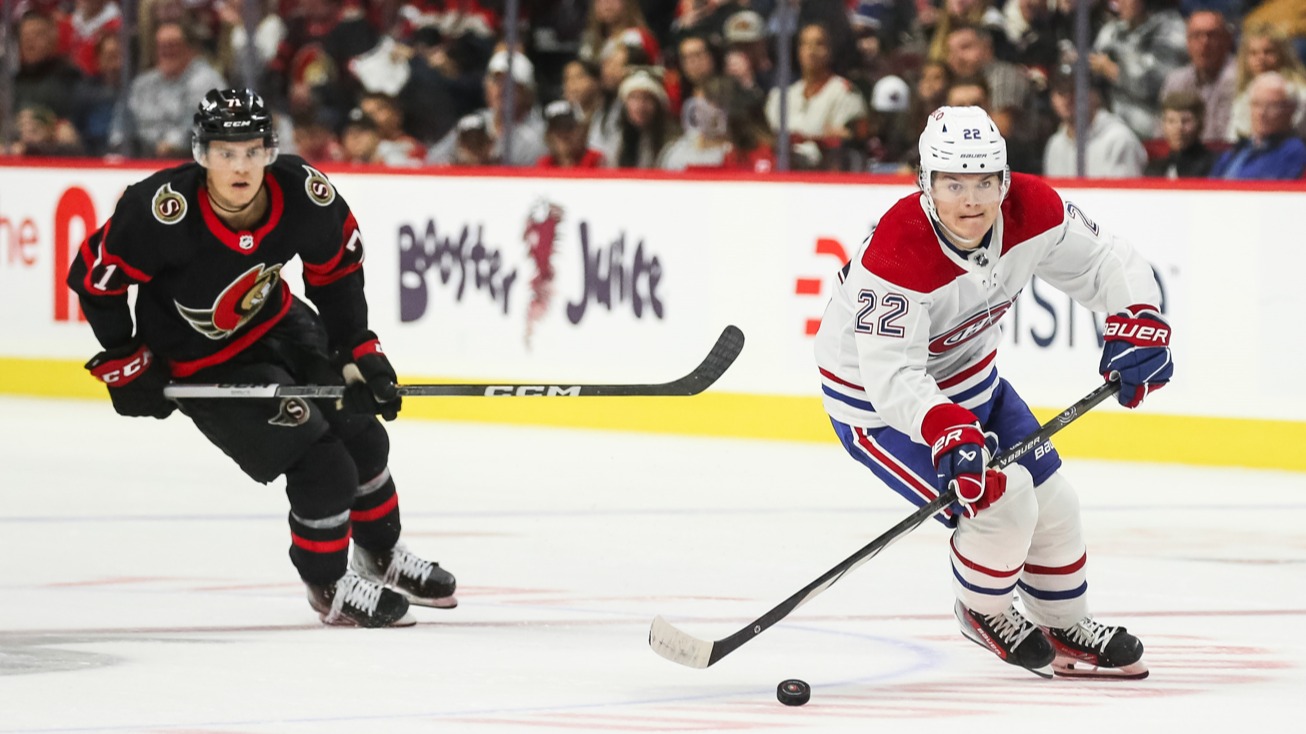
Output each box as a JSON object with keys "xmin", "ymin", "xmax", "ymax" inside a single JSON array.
[{"xmin": 2, "ymin": 396, "xmax": 1303, "ymax": 733}]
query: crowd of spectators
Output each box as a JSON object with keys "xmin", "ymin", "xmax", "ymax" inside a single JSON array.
[{"xmin": 6, "ymin": 0, "xmax": 1306, "ymax": 179}]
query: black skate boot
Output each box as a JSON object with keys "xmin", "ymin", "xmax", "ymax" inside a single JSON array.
[
  {"xmin": 955, "ymin": 601, "xmax": 1055, "ymax": 678},
  {"xmin": 306, "ymin": 571, "xmax": 416, "ymax": 628},
  {"xmin": 351, "ymin": 543, "xmax": 457, "ymax": 609},
  {"xmin": 1043, "ymin": 617, "xmax": 1149, "ymax": 680}
]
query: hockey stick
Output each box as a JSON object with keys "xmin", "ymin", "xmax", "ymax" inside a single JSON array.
[
  {"xmin": 162, "ymin": 325, "xmax": 745, "ymax": 399},
  {"xmin": 648, "ymin": 379, "xmax": 1121, "ymax": 669}
]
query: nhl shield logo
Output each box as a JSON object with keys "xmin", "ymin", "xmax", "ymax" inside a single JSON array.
[
  {"xmin": 238, "ymin": 233, "xmax": 255, "ymax": 250},
  {"xmin": 152, "ymin": 183, "xmax": 188, "ymax": 224},
  {"xmin": 269, "ymin": 398, "xmax": 311, "ymax": 427},
  {"xmin": 302, "ymin": 165, "xmax": 336, "ymax": 207}
]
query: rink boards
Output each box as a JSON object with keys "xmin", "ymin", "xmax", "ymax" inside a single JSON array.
[{"xmin": 0, "ymin": 161, "xmax": 1301, "ymax": 471}]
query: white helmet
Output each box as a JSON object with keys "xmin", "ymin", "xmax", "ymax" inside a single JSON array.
[{"xmin": 917, "ymin": 106, "xmax": 1009, "ymax": 221}]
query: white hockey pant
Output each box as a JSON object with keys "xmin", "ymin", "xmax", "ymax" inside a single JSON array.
[{"xmin": 950, "ymin": 470, "xmax": 1089, "ymax": 627}]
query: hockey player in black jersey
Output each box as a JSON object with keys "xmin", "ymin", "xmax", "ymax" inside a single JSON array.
[{"xmin": 66, "ymin": 88, "xmax": 456, "ymax": 627}]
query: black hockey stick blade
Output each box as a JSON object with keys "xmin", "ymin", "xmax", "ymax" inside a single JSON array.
[
  {"xmin": 163, "ymin": 325, "xmax": 745, "ymax": 399},
  {"xmin": 648, "ymin": 379, "xmax": 1121, "ymax": 669}
]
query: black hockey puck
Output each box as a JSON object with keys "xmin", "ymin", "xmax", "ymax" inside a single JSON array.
[{"xmin": 776, "ymin": 679, "xmax": 811, "ymax": 706}]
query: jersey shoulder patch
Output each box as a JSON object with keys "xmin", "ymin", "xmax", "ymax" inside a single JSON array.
[
  {"xmin": 860, "ymin": 193, "xmax": 962, "ymax": 293},
  {"xmin": 270, "ymin": 154, "xmax": 337, "ymax": 207},
  {"xmin": 1000, "ymin": 173, "xmax": 1065, "ymax": 254}
]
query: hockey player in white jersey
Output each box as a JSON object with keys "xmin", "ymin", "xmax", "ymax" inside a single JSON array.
[{"xmin": 814, "ymin": 106, "xmax": 1172, "ymax": 679}]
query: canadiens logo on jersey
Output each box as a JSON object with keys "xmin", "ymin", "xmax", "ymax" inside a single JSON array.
[
  {"xmin": 175, "ymin": 263, "xmax": 283, "ymax": 339},
  {"xmin": 152, "ymin": 183, "xmax": 188, "ymax": 224},
  {"xmin": 303, "ymin": 165, "xmax": 335, "ymax": 206},
  {"xmin": 929, "ymin": 299, "xmax": 1015, "ymax": 354}
]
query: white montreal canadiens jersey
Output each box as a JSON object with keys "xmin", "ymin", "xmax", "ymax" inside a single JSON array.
[{"xmin": 814, "ymin": 173, "xmax": 1162, "ymax": 444}]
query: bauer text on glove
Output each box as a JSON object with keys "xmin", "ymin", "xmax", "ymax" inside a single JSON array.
[{"xmin": 1099, "ymin": 305, "xmax": 1172, "ymax": 409}]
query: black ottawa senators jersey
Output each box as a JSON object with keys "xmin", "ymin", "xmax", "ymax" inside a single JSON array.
[{"xmin": 67, "ymin": 155, "xmax": 369, "ymax": 376}]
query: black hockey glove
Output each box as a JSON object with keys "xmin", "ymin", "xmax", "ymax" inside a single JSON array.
[
  {"xmin": 340, "ymin": 331, "xmax": 402, "ymax": 421},
  {"xmin": 85, "ymin": 341, "xmax": 175, "ymax": 419}
]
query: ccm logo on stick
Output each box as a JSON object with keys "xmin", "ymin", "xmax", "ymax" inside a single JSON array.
[{"xmin": 484, "ymin": 385, "xmax": 582, "ymax": 396}]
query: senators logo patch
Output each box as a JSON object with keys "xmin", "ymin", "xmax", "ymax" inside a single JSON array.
[
  {"xmin": 175, "ymin": 263, "xmax": 283, "ymax": 339},
  {"xmin": 269, "ymin": 398, "xmax": 311, "ymax": 427},
  {"xmin": 152, "ymin": 183, "xmax": 188, "ymax": 224},
  {"xmin": 303, "ymin": 165, "xmax": 335, "ymax": 206}
]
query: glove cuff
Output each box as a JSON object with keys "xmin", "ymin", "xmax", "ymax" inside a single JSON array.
[
  {"xmin": 921, "ymin": 403, "xmax": 980, "ymax": 448},
  {"xmin": 351, "ymin": 331, "xmax": 385, "ymax": 361},
  {"xmin": 1105, "ymin": 310, "xmax": 1170, "ymax": 347},
  {"xmin": 86, "ymin": 342, "xmax": 157, "ymax": 386}
]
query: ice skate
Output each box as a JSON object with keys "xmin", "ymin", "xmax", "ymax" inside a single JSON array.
[
  {"xmin": 1043, "ymin": 617, "xmax": 1149, "ymax": 680},
  {"xmin": 306, "ymin": 570, "xmax": 416, "ymax": 628},
  {"xmin": 955, "ymin": 601, "xmax": 1055, "ymax": 678},
  {"xmin": 351, "ymin": 542, "xmax": 458, "ymax": 608}
]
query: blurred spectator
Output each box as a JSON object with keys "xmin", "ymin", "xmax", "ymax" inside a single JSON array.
[
  {"xmin": 393, "ymin": 0, "xmax": 500, "ymax": 41},
  {"xmin": 846, "ymin": 0, "xmax": 918, "ymax": 55},
  {"xmin": 865, "ymin": 73, "xmax": 914, "ymax": 172},
  {"xmin": 611, "ymin": 67, "xmax": 678, "ymax": 167},
  {"xmin": 340, "ymin": 107, "xmax": 384, "ymax": 164},
  {"xmin": 579, "ymin": 0, "xmax": 661, "ymax": 64},
  {"xmin": 1044, "ymin": 66, "xmax": 1147, "ymax": 177},
  {"xmin": 71, "ymin": 30, "xmax": 126, "ymax": 156},
  {"xmin": 359, "ymin": 92, "xmax": 426, "ymax": 165},
  {"xmin": 400, "ymin": 27, "xmax": 486, "ymax": 144},
  {"xmin": 999, "ymin": 0, "xmax": 1061, "ymax": 76},
  {"xmin": 1241, "ymin": 0, "xmax": 1306, "ymax": 55},
  {"xmin": 926, "ymin": 0, "xmax": 1010, "ymax": 64},
  {"xmin": 1226, "ymin": 24, "xmax": 1306, "ymax": 142},
  {"xmin": 449, "ymin": 113, "xmax": 497, "ymax": 166},
  {"xmin": 1210, "ymin": 71, "xmax": 1306, "ymax": 179},
  {"xmin": 214, "ymin": 0, "xmax": 286, "ymax": 89},
  {"xmin": 14, "ymin": 11, "xmax": 84, "ymax": 121},
  {"xmin": 660, "ymin": 78, "xmax": 734, "ymax": 169},
  {"xmin": 5, "ymin": 104, "xmax": 85, "ymax": 157},
  {"xmin": 291, "ymin": 108, "xmax": 345, "ymax": 164},
  {"xmin": 136, "ymin": 0, "xmax": 214, "ymax": 72},
  {"xmin": 118, "ymin": 21, "xmax": 226, "ymax": 158},
  {"xmin": 69, "ymin": 0, "xmax": 122, "ymax": 77},
  {"xmin": 765, "ymin": 21, "xmax": 869, "ymax": 170},
  {"xmin": 676, "ymin": 32, "xmax": 720, "ymax": 103},
  {"xmin": 904, "ymin": 58, "xmax": 952, "ymax": 142},
  {"xmin": 944, "ymin": 74, "xmax": 989, "ymax": 107},
  {"xmin": 594, "ymin": 35, "xmax": 650, "ymax": 153},
  {"xmin": 847, "ymin": 4, "xmax": 890, "ymax": 101},
  {"xmin": 537, "ymin": 99, "xmax": 607, "ymax": 167},
  {"xmin": 943, "ymin": 24, "xmax": 1029, "ymax": 141},
  {"xmin": 1090, "ymin": 0, "xmax": 1187, "ymax": 140},
  {"xmin": 426, "ymin": 49, "xmax": 547, "ymax": 166},
  {"xmin": 660, "ymin": 74, "xmax": 774, "ymax": 171},
  {"xmin": 277, "ymin": 0, "xmax": 380, "ymax": 129},
  {"xmin": 1160, "ymin": 10, "xmax": 1236, "ymax": 144},
  {"xmin": 560, "ymin": 58, "xmax": 611, "ymax": 152},
  {"xmin": 722, "ymin": 9, "xmax": 775, "ymax": 93},
  {"xmin": 528, "ymin": 0, "xmax": 588, "ymax": 103},
  {"xmin": 1145, "ymin": 91, "xmax": 1217, "ymax": 178}
]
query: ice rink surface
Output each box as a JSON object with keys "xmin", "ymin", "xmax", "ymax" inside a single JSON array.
[{"xmin": 2, "ymin": 396, "xmax": 1303, "ymax": 733}]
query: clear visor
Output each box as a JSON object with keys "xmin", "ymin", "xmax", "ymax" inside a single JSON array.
[
  {"xmin": 929, "ymin": 174, "xmax": 1004, "ymax": 205},
  {"xmin": 197, "ymin": 143, "xmax": 278, "ymax": 170}
]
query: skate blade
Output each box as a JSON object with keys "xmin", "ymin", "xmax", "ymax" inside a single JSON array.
[
  {"xmin": 960, "ymin": 630, "xmax": 1053, "ymax": 679},
  {"xmin": 407, "ymin": 594, "xmax": 458, "ymax": 609},
  {"xmin": 1053, "ymin": 658, "xmax": 1149, "ymax": 680},
  {"xmin": 317, "ymin": 610, "xmax": 418, "ymax": 628}
]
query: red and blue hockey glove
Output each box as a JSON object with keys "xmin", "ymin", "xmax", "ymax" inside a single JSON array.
[
  {"xmin": 922, "ymin": 403, "xmax": 1006, "ymax": 519},
  {"xmin": 340, "ymin": 331, "xmax": 402, "ymax": 421},
  {"xmin": 85, "ymin": 341, "xmax": 174, "ymax": 419},
  {"xmin": 1099, "ymin": 305, "xmax": 1172, "ymax": 409}
]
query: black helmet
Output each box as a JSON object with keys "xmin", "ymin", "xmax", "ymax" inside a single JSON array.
[{"xmin": 192, "ymin": 88, "xmax": 278, "ymax": 163}]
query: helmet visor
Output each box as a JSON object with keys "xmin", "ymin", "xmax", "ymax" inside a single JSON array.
[
  {"xmin": 928, "ymin": 173, "xmax": 1004, "ymax": 206},
  {"xmin": 199, "ymin": 141, "xmax": 278, "ymax": 170}
]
